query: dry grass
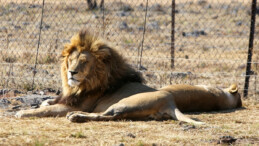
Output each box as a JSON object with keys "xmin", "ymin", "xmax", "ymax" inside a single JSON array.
[{"xmin": 0, "ymin": 99, "xmax": 258, "ymax": 145}]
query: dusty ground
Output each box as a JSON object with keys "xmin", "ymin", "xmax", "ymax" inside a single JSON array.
[{"xmin": 0, "ymin": 99, "xmax": 258, "ymax": 145}]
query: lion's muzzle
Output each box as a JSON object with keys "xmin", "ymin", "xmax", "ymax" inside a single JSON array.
[{"xmin": 67, "ymin": 71, "xmax": 80, "ymax": 87}]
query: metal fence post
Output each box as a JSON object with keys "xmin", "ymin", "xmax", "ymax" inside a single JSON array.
[
  {"xmin": 171, "ymin": 0, "xmax": 175, "ymax": 69},
  {"xmin": 243, "ymin": 0, "xmax": 257, "ymax": 98},
  {"xmin": 31, "ymin": 0, "xmax": 45, "ymax": 90},
  {"xmin": 102, "ymin": 0, "xmax": 105, "ymax": 36},
  {"xmin": 138, "ymin": 0, "xmax": 148, "ymax": 70}
]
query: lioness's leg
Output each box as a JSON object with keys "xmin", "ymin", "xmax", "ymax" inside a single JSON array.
[
  {"xmin": 15, "ymin": 104, "xmax": 76, "ymax": 118},
  {"xmin": 161, "ymin": 105, "xmax": 205, "ymax": 125},
  {"xmin": 66, "ymin": 104, "xmax": 204, "ymax": 125}
]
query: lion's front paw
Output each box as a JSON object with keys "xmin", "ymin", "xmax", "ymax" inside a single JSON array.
[
  {"xmin": 15, "ymin": 110, "xmax": 26, "ymax": 118},
  {"xmin": 66, "ymin": 111, "xmax": 88, "ymax": 123},
  {"xmin": 40, "ymin": 99, "xmax": 55, "ymax": 107},
  {"xmin": 15, "ymin": 109, "xmax": 37, "ymax": 118}
]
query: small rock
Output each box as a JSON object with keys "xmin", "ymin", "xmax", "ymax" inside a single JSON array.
[
  {"xmin": 204, "ymin": 4, "xmax": 212, "ymax": 9},
  {"xmin": 37, "ymin": 22, "xmax": 50, "ymax": 30},
  {"xmin": 150, "ymin": 4, "xmax": 164, "ymax": 12},
  {"xmin": 212, "ymin": 15, "xmax": 218, "ymax": 19},
  {"xmin": 127, "ymin": 133, "xmax": 136, "ymax": 138},
  {"xmin": 0, "ymin": 27, "xmax": 7, "ymax": 32},
  {"xmin": 113, "ymin": 143, "xmax": 124, "ymax": 146},
  {"xmin": 238, "ymin": 64, "xmax": 246, "ymax": 69},
  {"xmin": 22, "ymin": 22, "xmax": 30, "ymax": 26},
  {"xmin": 221, "ymin": 5, "xmax": 229, "ymax": 10},
  {"xmin": 147, "ymin": 21, "xmax": 160, "ymax": 30},
  {"xmin": 217, "ymin": 136, "xmax": 237, "ymax": 144},
  {"xmin": 138, "ymin": 26, "xmax": 144, "ymax": 31},
  {"xmin": 39, "ymin": 91, "xmax": 45, "ymax": 95},
  {"xmin": 21, "ymin": 11, "xmax": 29, "ymax": 15},
  {"xmin": 138, "ymin": 65, "xmax": 147, "ymax": 71},
  {"xmin": 197, "ymin": 0, "xmax": 207, "ymax": 5},
  {"xmin": 182, "ymin": 125, "xmax": 196, "ymax": 131},
  {"xmin": 42, "ymin": 24, "xmax": 50, "ymax": 30},
  {"xmin": 1, "ymin": 99, "xmax": 11, "ymax": 104},
  {"xmin": 171, "ymin": 72, "xmax": 192, "ymax": 78},
  {"xmin": 29, "ymin": 4, "xmax": 42, "ymax": 8},
  {"xmin": 30, "ymin": 103, "xmax": 39, "ymax": 109},
  {"xmin": 119, "ymin": 21, "xmax": 129, "ymax": 30},
  {"xmin": 120, "ymin": 5, "xmax": 133, "ymax": 12},
  {"xmin": 137, "ymin": 4, "xmax": 145, "ymax": 11},
  {"xmin": 27, "ymin": 91, "xmax": 33, "ymax": 95},
  {"xmin": 15, "ymin": 97, "xmax": 24, "ymax": 103},
  {"xmin": 182, "ymin": 30, "xmax": 207, "ymax": 37},
  {"xmin": 11, "ymin": 105, "xmax": 21, "ymax": 110},
  {"xmin": 42, "ymin": 70, "xmax": 49, "ymax": 74},
  {"xmin": 56, "ymin": 90, "xmax": 61, "ymax": 95},
  {"xmin": 0, "ymin": 89, "xmax": 9, "ymax": 95},
  {"xmin": 92, "ymin": 14, "xmax": 99, "ymax": 19},
  {"xmin": 14, "ymin": 25, "xmax": 21, "ymax": 30},
  {"xmin": 42, "ymin": 96, "xmax": 54, "ymax": 101},
  {"xmin": 47, "ymin": 88, "xmax": 56, "ymax": 93},
  {"xmin": 242, "ymin": 71, "xmax": 256, "ymax": 76},
  {"xmin": 236, "ymin": 21, "xmax": 243, "ymax": 26},
  {"xmin": 116, "ymin": 11, "xmax": 129, "ymax": 17}
]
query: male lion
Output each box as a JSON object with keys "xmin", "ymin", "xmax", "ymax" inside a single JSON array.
[{"xmin": 15, "ymin": 29, "xmax": 242, "ymax": 125}]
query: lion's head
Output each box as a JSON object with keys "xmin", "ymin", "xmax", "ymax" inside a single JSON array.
[{"xmin": 60, "ymin": 29, "xmax": 143, "ymax": 104}]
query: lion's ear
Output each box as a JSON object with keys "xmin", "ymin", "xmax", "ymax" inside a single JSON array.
[
  {"xmin": 229, "ymin": 84, "xmax": 238, "ymax": 94},
  {"xmin": 97, "ymin": 46, "xmax": 111, "ymax": 60}
]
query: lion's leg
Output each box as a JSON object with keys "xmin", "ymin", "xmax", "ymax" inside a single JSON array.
[
  {"xmin": 162, "ymin": 104, "xmax": 205, "ymax": 125},
  {"xmin": 67, "ymin": 101, "xmax": 148, "ymax": 123},
  {"xmin": 15, "ymin": 104, "xmax": 76, "ymax": 118}
]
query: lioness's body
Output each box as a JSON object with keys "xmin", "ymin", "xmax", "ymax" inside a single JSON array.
[
  {"xmin": 15, "ymin": 30, "xmax": 242, "ymax": 124},
  {"xmin": 162, "ymin": 84, "xmax": 242, "ymax": 112},
  {"xmin": 93, "ymin": 83, "xmax": 241, "ymax": 113}
]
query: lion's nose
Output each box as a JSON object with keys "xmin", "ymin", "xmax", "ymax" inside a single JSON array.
[{"xmin": 69, "ymin": 71, "xmax": 78, "ymax": 76}]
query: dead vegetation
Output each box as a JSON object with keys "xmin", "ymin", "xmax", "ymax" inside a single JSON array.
[{"xmin": 0, "ymin": 99, "xmax": 258, "ymax": 145}]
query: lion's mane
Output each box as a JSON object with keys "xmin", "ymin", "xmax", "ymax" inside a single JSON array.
[{"xmin": 57, "ymin": 29, "xmax": 143, "ymax": 108}]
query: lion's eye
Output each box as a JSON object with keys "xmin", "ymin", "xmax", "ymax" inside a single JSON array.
[
  {"xmin": 71, "ymin": 47, "xmax": 77, "ymax": 50},
  {"xmin": 79, "ymin": 57, "xmax": 88, "ymax": 63},
  {"xmin": 84, "ymin": 60, "xmax": 88, "ymax": 63}
]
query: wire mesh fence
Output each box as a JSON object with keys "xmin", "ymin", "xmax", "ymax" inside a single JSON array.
[{"xmin": 0, "ymin": 0, "xmax": 258, "ymax": 99}]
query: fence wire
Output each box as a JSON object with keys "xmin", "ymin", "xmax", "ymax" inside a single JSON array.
[{"xmin": 0, "ymin": 0, "xmax": 258, "ymax": 99}]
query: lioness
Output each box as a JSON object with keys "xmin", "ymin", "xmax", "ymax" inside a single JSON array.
[{"xmin": 15, "ymin": 29, "xmax": 242, "ymax": 125}]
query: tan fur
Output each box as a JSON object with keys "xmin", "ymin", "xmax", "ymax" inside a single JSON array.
[{"xmin": 15, "ymin": 29, "xmax": 242, "ymax": 125}]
